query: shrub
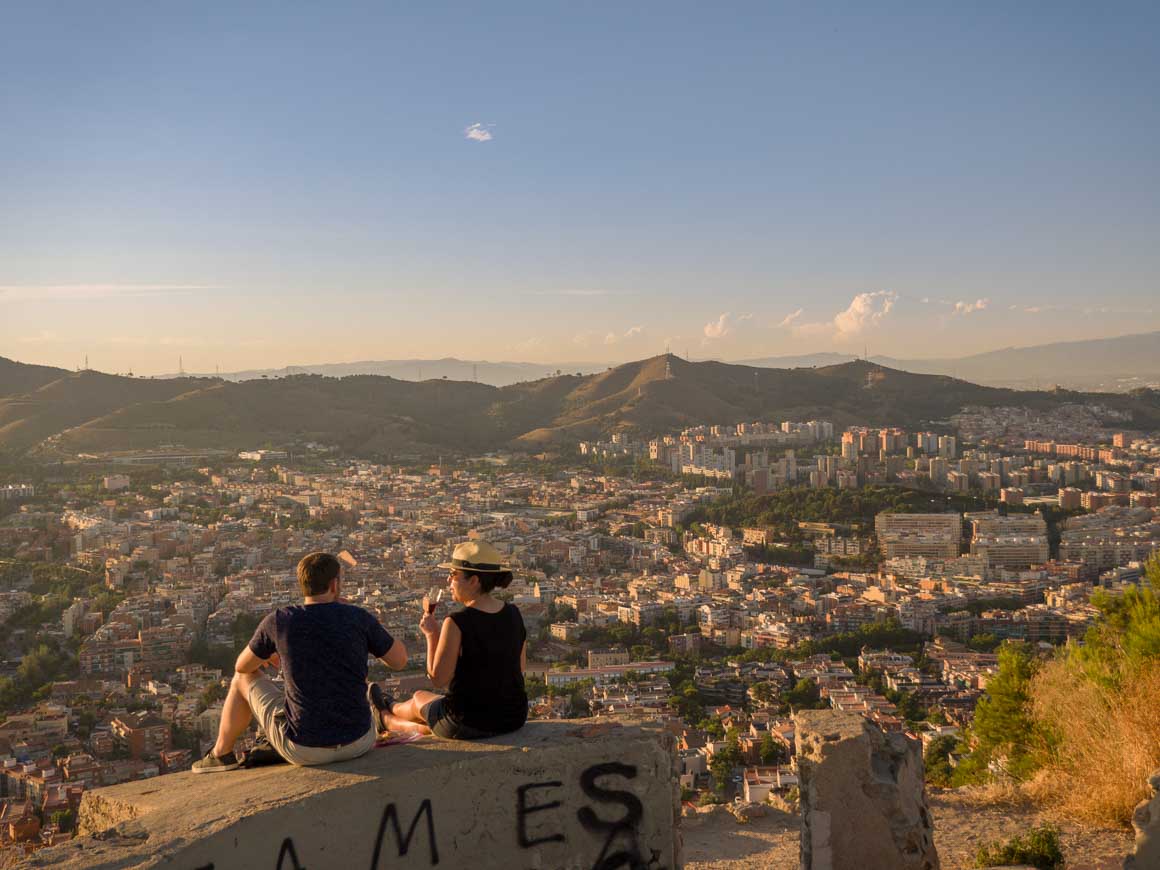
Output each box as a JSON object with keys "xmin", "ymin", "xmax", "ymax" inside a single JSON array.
[
  {"xmin": 953, "ymin": 643, "xmax": 1045, "ymax": 786},
  {"xmin": 973, "ymin": 823, "xmax": 1063, "ymax": 870}
]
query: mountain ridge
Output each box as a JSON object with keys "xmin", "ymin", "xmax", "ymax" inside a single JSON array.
[{"xmin": 2, "ymin": 354, "xmax": 1157, "ymax": 459}]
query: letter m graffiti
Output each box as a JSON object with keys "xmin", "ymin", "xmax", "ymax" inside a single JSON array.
[{"xmin": 370, "ymin": 798, "xmax": 440, "ymax": 867}]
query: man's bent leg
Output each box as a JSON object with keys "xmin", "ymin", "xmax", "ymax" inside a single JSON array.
[{"xmin": 212, "ymin": 671, "xmax": 263, "ymax": 757}]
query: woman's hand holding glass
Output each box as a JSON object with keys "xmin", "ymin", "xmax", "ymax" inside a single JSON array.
[{"xmin": 420, "ymin": 587, "xmax": 443, "ymax": 636}]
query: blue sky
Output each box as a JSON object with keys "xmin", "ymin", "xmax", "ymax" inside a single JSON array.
[{"xmin": 2, "ymin": 2, "xmax": 1158, "ymax": 373}]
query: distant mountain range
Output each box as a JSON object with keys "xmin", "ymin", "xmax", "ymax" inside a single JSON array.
[
  {"xmin": 739, "ymin": 330, "xmax": 1160, "ymax": 392},
  {"xmin": 168, "ymin": 358, "xmax": 608, "ymax": 387},
  {"xmin": 2, "ymin": 354, "xmax": 1158, "ymax": 459},
  {"xmin": 152, "ymin": 330, "xmax": 1160, "ymax": 392}
]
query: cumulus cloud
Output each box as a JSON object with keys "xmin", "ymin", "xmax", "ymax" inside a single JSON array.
[
  {"xmin": 703, "ymin": 312, "xmax": 732, "ymax": 339},
  {"xmin": 464, "ymin": 122, "xmax": 494, "ymax": 142},
  {"xmin": 832, "ymin": 290, "xmax": 898, "ymax": 338},
  {"xmin": 512, "ymin": 337, "xmax": 543, "ymax": 354},
  {"xmin": 784, "ymin": 291, "xmax": 898, "ymax": 341},
  {"xmin": 624, "ymin": 325, "xmax": 643, "ymax": 338},
  {"xmin": 952, "ymin": 298, "xmax": 990, "ymax": 315},
  {"xmin": 777, "ymin": 308, "xmax": 803, "ymax": 328}
]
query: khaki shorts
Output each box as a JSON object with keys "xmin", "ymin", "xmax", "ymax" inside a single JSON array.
[{"xmin": 246, "ymin": 675, "xmax": 377, "ymax": 766}]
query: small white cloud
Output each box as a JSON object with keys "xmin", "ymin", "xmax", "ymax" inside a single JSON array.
[
  {"xmin": 920, "ymin": 297, "xmax": 931, "ymax": 304},
  {"xmin": 512, "ymin": 337, "xmax": 543, "ymax": 354},
  {"xmin": 777, "ymin": 308, "xmax": 803, "ymax": 329},
  {"xmin": 952, "ymin": 298, "xmax": 990, "ymax": 315},
  {"xmin": 602, "ymin": 325, "xmax": 645, "ymax": 346},
  {"xmin": 464, "ymin": 123, "xmax": 494, "ymax": 142},
  {"xmin": 737, "ymin": 313, "xmax": 754, "ymax": 322},
  {"xmin": 703, "ymin": 312, "xmax": 732, "ymax": 340}
]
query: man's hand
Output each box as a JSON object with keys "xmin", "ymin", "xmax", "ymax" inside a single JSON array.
[{"xmin": 419, "ymin": 612, "xmax": 439, "ymax": 636}]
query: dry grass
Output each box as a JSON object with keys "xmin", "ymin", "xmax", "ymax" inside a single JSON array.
[
  {"xmin": 1028, "ymin": 656, "xmax": 1160, "ymax": 826},
  {"xmin": 949, "ymin": 780, "xmax": 1033, "ymax": 809}
]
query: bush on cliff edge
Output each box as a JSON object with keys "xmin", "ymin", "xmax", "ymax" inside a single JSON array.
[
  {"xmin": 1027, "ymin": 556, "xmax": 1160, "ymax": 825},
  {"xmin": 953, "ymin": 554, "xmax": 1160, "ymax": 826}
]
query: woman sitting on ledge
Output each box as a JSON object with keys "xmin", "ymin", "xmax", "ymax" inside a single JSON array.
[{"xmin": 370, "ymin": 541, "xmax": 528, "ymax": 740}]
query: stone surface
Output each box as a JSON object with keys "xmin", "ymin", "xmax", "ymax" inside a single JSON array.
[
  {"xmin": 795, "ymin": 709, "xmax": 939, "ymax": 870},
  {"xmin": 5, "ymin": 721, "xmax": 679, "ymax": 870},
  {"xmin": 728, "ymin": 802, "xmax": 771, "ymax": 823},
  {"xmin": 1124, "ymin": 769, "xmax": 1160, "ymax": 870}
]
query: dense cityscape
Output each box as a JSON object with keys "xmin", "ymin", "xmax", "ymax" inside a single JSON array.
[{"xmin": 2, "ymin": 405, "xmax": 1158, "ymax": 860}]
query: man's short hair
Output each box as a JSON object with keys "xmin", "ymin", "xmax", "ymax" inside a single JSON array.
[{"xmin": 297, "ymin": 552, "xmax": 340, "ymax": 597}]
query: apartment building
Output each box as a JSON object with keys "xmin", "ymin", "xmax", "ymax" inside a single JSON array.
[{"xmin": 875, "ymin": 512, "xmax": 962, "ymax": 560}]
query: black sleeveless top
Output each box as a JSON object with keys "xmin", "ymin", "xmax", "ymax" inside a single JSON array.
[{"xmin": 445, "ymin": 603, "xmax": 528, "ymax": 733}]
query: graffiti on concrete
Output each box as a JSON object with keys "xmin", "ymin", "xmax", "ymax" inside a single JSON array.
[
  {"xmin": 514, "ymin": 761, "xmax": 666, "ymax": 870},
  {"xmin": 188, "ymin": 761, "xmax": 664, "ymax": 869}
]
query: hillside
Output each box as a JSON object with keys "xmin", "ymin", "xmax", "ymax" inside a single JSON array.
[
  {"xmin": 0, "ymin": 357, "xmax": 70, "ymax": 398},
  {"xmin": 1, "ymin": 354, "xmax": 1158, "ymax": 458},
  {"xmin": 0, "ymin": 369, "xmax": 214, "ymax": 453}
]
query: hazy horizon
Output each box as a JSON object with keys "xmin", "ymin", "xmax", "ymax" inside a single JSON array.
[{"xmin": 3, "ymin": 3, "xmax": 1159, "ymax": 375}]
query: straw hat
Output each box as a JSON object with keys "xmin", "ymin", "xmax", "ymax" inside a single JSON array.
[{"xmin": 437, "ymin": 541, "xmax": 510, "ymax": 574}]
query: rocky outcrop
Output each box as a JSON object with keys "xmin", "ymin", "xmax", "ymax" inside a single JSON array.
[
  {"xmin": 1124, "ymin": 769, "xmax": 1160, "ymax": 869},
  {"xmin": 10, "ymin": 721, "xmax": 680, "ymax": 870},
  {"xmin": 795, "ymin": 709, "xmax": 939, "ymax": 870}
]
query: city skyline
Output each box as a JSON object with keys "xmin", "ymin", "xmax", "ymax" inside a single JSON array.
[{"xmin": 3, "ymin": 2, "xmax": 1159, "ymax": 374}]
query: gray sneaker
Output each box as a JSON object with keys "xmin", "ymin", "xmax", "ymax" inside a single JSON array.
[
  {"xmin": 367, "ymin": 682, "xmax": 395, "ymax": 729},
  {"xmin": 191, "ymin": 750, "xmax": 240, "ymax": 773}
]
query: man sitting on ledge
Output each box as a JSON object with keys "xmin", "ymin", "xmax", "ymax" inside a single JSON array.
[{"xmin": 192, "ymin": 551, "xmax": 407, "ymax": 772}]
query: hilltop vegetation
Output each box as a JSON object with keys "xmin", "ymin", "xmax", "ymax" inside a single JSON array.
[
  {"xmin": 3, "ymin": 354, "xmax": 1160, "ymax": 459},
  {"xmin": 953, "ymin": 554, "xmax": 1160, "ymax": 825}
]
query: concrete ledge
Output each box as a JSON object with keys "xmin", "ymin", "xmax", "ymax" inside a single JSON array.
[{"xmin": 8, "ymin": 721, "xmax": 680, "ymax": 870}]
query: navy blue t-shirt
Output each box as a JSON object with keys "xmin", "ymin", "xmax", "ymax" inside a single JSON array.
[{"xmin": 248, "ymin": 602, "xmax": 395, "ymax": 747}]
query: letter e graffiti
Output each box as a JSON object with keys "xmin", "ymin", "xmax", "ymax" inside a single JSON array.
[
  {"xmin": 577, "ymin": 762, "xmax": 647, "ymax": 870},
  {"xmin": 370, "ymin": 798, "xmax": 439, "ymax": 867},
  {"xmin": 516, "ymin": 780, "xmax": 566, "ymax": 848}
]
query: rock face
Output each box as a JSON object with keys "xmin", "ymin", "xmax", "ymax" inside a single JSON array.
[
  {"xmin": 795, "ymin": 710, "xmax": 939, "ymax": 870},
  {"xmin": 1125, "ymin": 769, "xmax": 1160, "ymax": 869}
]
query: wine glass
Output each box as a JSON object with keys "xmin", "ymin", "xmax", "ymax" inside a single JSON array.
[{"xmin": 424, "ymin": 587, "xmax": 443, "ymax": 615}]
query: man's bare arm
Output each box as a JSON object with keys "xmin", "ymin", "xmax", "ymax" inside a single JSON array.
[
  {"xmin": 379, "ymin": 638, "xmax": 408, "ymax": 671},
  {"xmin": 235, "ymin": 646, "xmax": 268, "ymax": 675}
]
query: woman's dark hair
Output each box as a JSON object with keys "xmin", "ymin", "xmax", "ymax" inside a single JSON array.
[{"xmin": 467, "ymin": 570, "xmax": 514, "ymax": 594}]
